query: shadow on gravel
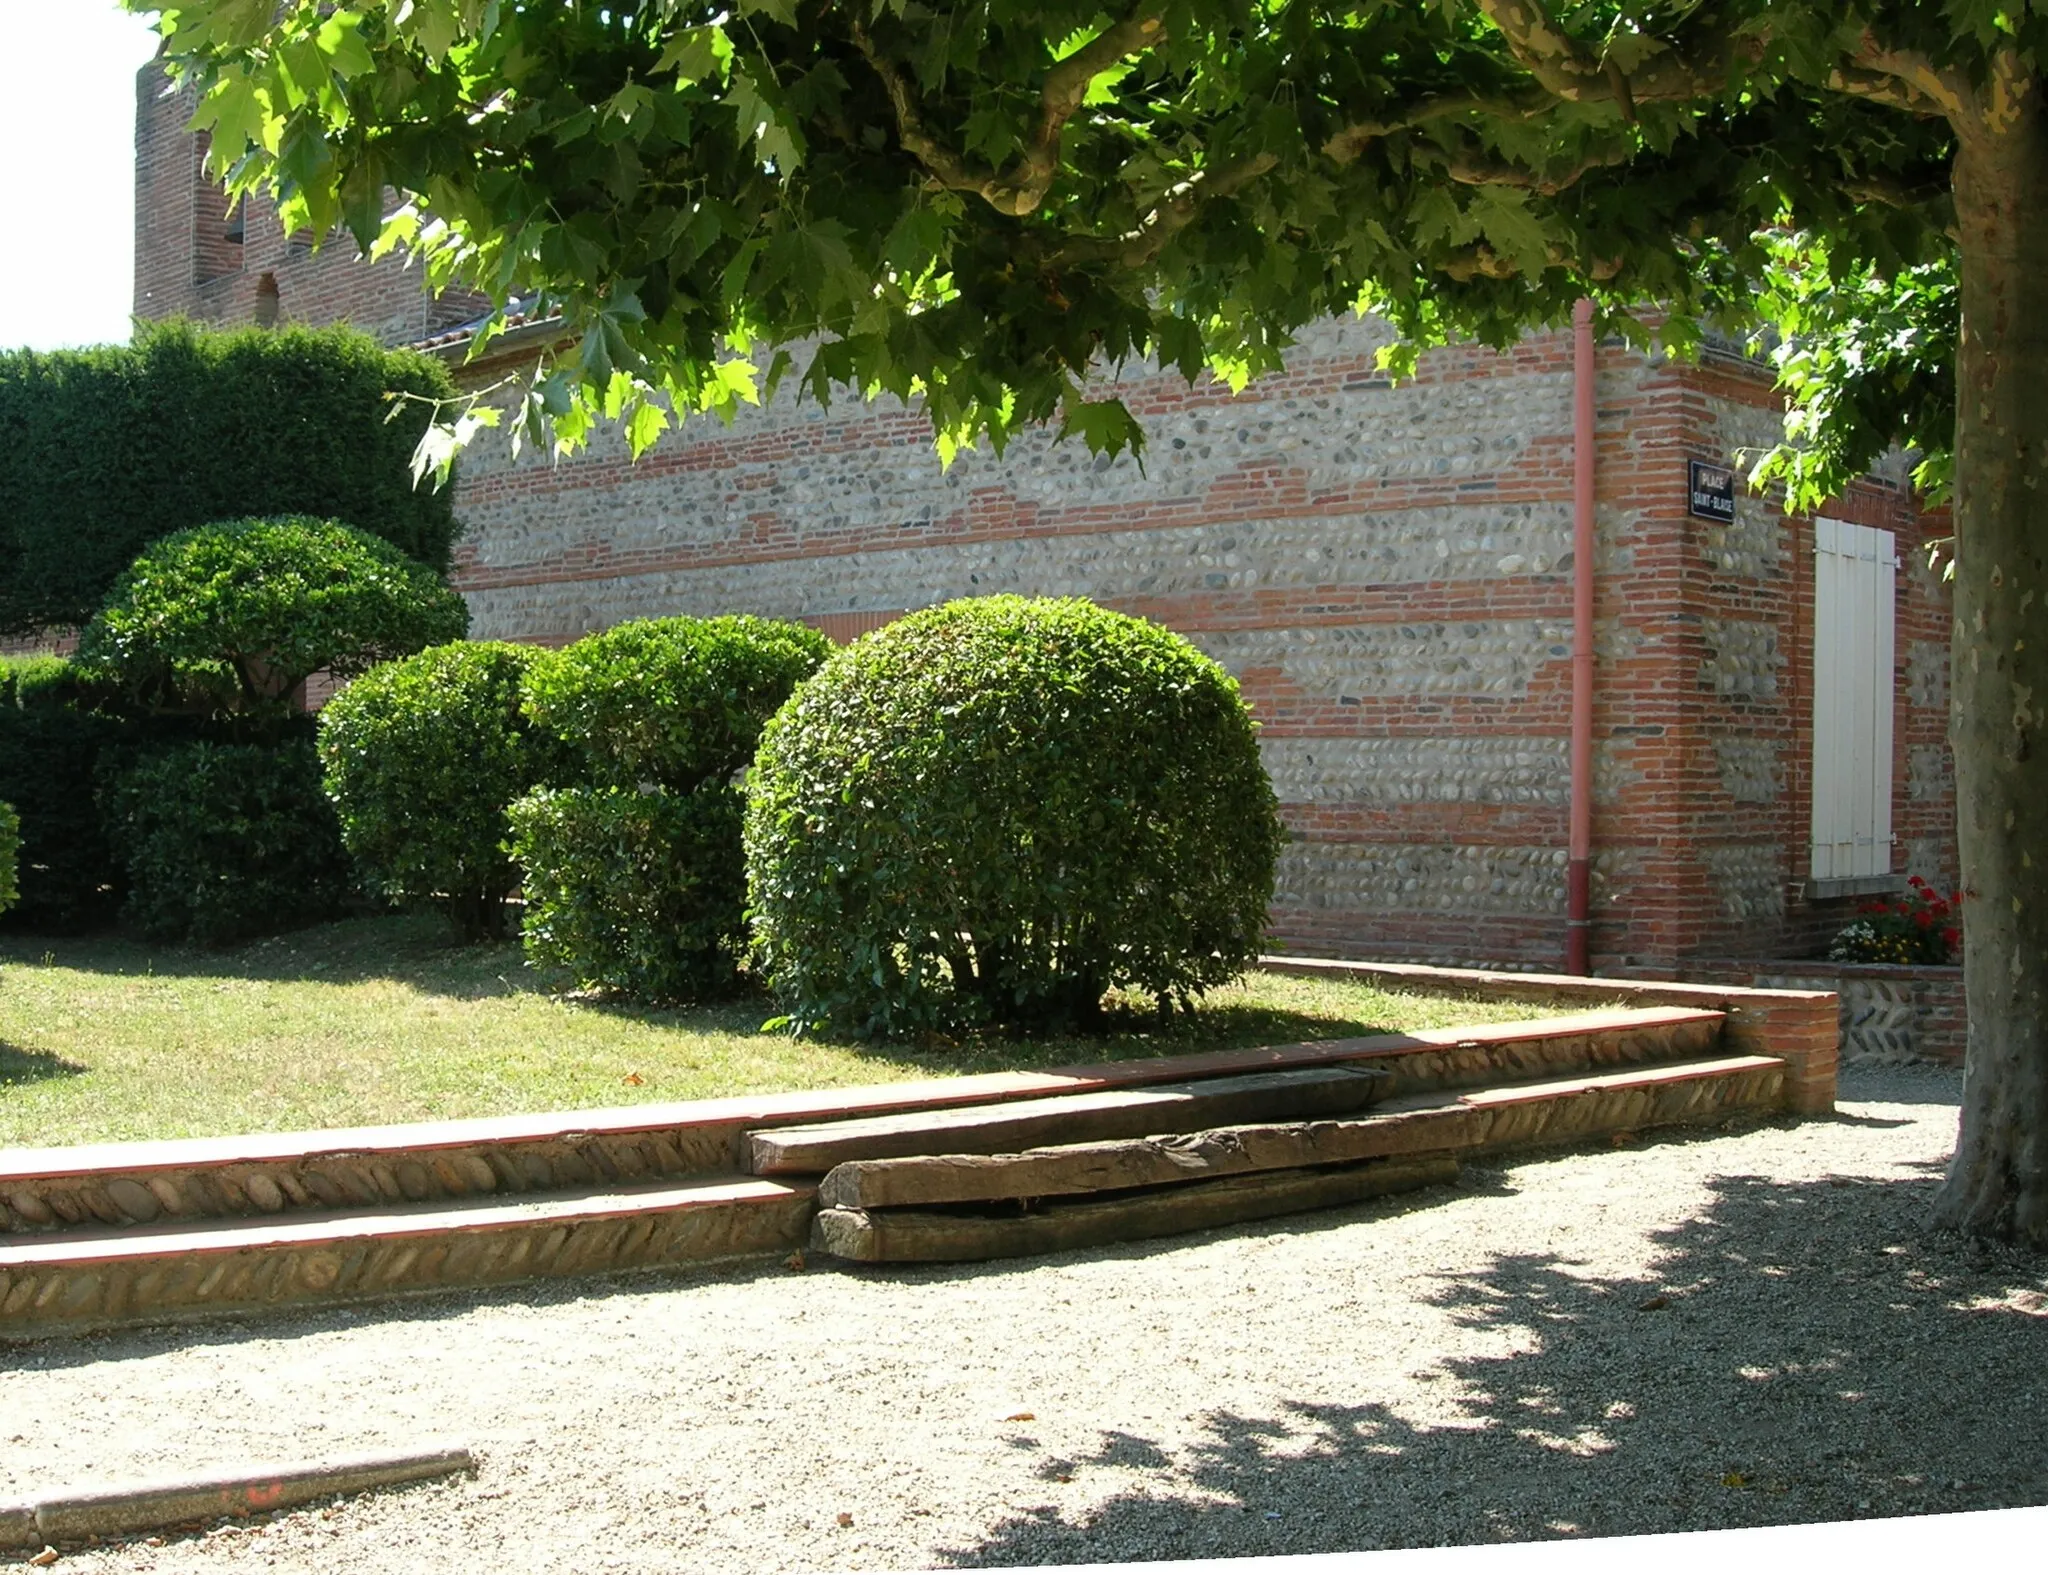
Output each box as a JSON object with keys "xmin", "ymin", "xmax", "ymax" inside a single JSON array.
[{"xmin": 938, "ymin": 1166, "xmax": 2048, "ymax": 1567}]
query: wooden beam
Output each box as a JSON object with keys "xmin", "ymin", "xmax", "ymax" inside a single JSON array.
[
  {"xmin": 817, "ymin": 1106, "xmax": 1480, "ymax": 1209},
  {"xmin": 810, "ymin": 1154, "xmax": 1462, "ymax": 1264},
  {"xmin": 817, "ymin": 1053, "xmax": 1788, "ymax": 1208},
  {"xmin": 748, "ymin": 1066, "xmax": 1389, "ymax": 1176}
]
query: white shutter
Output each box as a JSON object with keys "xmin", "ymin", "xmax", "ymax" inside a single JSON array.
[{"xmin": 1810, "ymin": 518, "xmax": 1897, "ymax": 880}]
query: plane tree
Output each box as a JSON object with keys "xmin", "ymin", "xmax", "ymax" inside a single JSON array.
[{"xmin": 141, "ymin": 0, "xmax": 2047, "ymax": 1242}]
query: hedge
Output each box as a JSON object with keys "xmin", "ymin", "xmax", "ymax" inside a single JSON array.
[
  {"xmin": 0, "ymin": 320, "xmax": 460, "ymax": 635},
  {"xmin": 745, "ymin": 596, "xmax": 1284, "ymax": 1037},
  {"xmin": 508, "ymin": 784, "xmax": 748, "ymax": 1001},
  {"xmin": 0, "ymin": 656, "xmax": 129, "ymax": 932},
  {"xmin": 319, "ymin": 641, "xmax": 570, "ymax": 941},
  {"xmin": 0, "ymin": 800, "xmax": 18, "ymax": 921},
  {"xmin": 519, "ymin": 616, "xmax": 834, "ymax": 789},
  {"xmin": 508, "ymin": 614, "xmax": 830, "ymax": 1000},
  {"xmin": 99, "ymin": 731, "xmax": 354, "ymax": 946}
]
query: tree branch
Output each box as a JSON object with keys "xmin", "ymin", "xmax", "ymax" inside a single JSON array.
[
  {"xmin": 1439, "ymin": 242, "xmax": 1624, "ymax": 282},
  {"xmin": 1006, "ymin": 5, "xmax": 1168, "ymax": 211},
  {"xmin": 1473, "ymin": 0, "xmax": 1755, "ymax": 109},
  {"xmin": 1322, "ymin": 84, "xmax": 1554, "ymax": 164},
  {"xmin": 851, "ymin": 4, "xmax": 1170, "ymax": 218},
  {"xmin": 1838, "ymin": 171, "xmax": 1954, "ymax": 214},
  {"xmin": 848, "ymin": 19, "xmax": 987, "ymax": 197},
  {"xmin": 1051, "ymin": 151, "xmax": 1279, "ymax": 269},
  {"xmin": 1441, "ymin": 143, "xmax": 1631, "ymax": 196}
]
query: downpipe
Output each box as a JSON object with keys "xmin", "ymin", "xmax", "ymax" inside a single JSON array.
[{"xmin": 1566, "ymin": 299, "xmax": 1597, "ymax": 976}]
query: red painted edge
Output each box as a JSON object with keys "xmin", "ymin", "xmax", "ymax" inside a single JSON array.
[
  {"xmin": 1259, "ymin": 955, "xmax": 1838, "ymax": 1005},
  {"xmin": 0, "ymin": 1176, "xmax": 814, "ymax": 1269},
  {"xmin": 1452, "ymin": 1054, "xmax": 1786, "ymax": 1108}
]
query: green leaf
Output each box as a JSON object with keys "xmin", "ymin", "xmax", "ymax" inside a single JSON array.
[
  {"xmin": 727, "ymin": 67, "xmax": 805, "ymax": 173},
  {"xmin": 656, "ymin": 25, "xmax": 733, "ymax": 86},
  {"xmin": 314, "ymin": 11, "xmax": 375, "ymax": 80},
  {"xmin": 189, "ymin": 68, "xmax": 272, "ymax": 170},
  {"xmin": 1467, "ymin": 188, "xmax": 1552, "ymax": 279},
  {"xmin": 625, "ymin": 399, "xmax": 672, "ymax": 457}
]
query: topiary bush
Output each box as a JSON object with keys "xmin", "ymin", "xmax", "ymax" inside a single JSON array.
[
  {"xmin": 508, "ymin": 784, "xmax": 748, "ymax": 1001},
  {"xmin": 0, "ymin": 320, "xmax": 460, "ymax": 637},
  {"xmin": 509, "ymin": 615, "xmax": 831, "ymax": 1000},
  {"xmin": 75, "ymin": 516, "xmax": 470, "ymax": 717},
  {"xmin": 99, "ymin": 733, "xmax": 354, "ymax": 946},
  {"xmin": 319, "ymin": 641, "xmax": 574, "ymax": 942},
  {"xmin": 519, "ymin": 615, "xmax": 834, "ymax": 788},
  {"xmin": 745, "ymin": 596, "xmax": 1284, "ymax": 1038}
]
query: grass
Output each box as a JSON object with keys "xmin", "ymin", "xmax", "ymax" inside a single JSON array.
[{"xmin": 0, "ymin": 914, "xmax": 1550, "ymax": 1150}]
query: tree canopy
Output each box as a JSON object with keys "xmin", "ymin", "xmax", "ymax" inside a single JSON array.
[
  {"xmin": 140, "ymin": 1, "xmax": 2048, "ymax": 1244},
  {"xmin": 143, "ymin": 2, "xmax": 1982, "ymax": 463}
]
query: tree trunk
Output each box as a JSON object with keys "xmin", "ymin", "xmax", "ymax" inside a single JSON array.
[{"xmin": 1934, "ymin": 88, "xmax": 2048, "ymax": 1245}]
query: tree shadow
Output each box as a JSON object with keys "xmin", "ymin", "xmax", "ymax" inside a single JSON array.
[
  {"xmin": 0, "ymin": 1040, "xmax": 88, "ymax": 1090},
  {"xmin": 0, "ymin": 915, "xmax": 563, "ymax": 1004},
  {"xmin": 935, "ymin": 1166, "xmax": 2048, "ymax": 1566},
  {"xmin": 0, "ymin": 915, "xmax": 1484, "ymax": 1075}
]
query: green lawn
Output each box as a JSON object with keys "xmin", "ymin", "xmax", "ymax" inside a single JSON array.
[{"xmin": 0, "ymin": 915, "xmax": 1548, "ymax": 1149}]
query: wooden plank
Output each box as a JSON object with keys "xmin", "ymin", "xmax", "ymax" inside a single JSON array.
[
  {"xmin": 818, "ymin": 1107, "xmax": 1484, "ymax": 1209},
  {"xmin": 816, "ymin": 1054, "xmax": 1787, "ymax": 1209},
  {"xmin": 810, "ymin": 1154, "xmax": 1461, "ymax": 1264},
  {"xmin": 747, "ymin": 1066, "xmax": 1389, "ymax": 1176}
]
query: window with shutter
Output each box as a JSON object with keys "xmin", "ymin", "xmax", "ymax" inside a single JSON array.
[{"xmin": 1810, "ymin": 517, "xmax": 1898, "ymax": 882}]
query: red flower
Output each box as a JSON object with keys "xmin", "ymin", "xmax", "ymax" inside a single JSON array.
[{"xmin": 1942, "ymin": 927, "xmax": 1961, "ymax": 948}]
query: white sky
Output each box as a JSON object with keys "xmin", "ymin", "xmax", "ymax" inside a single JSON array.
[{"xmin": 0, "ymin": 3, "xmax": 164, "ymax": 350}]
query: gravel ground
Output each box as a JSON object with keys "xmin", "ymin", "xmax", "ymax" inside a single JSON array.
[{"xmin": 3, "ymin": 1063, "xmax": 2045, "ymax": 1572}]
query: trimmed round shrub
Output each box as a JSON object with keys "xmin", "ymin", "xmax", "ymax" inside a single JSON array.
[
  {"xmin": 505, "ymin": 614, "xmax": 831, "ymax": 1001},
  {"xmin": 75, "ymin": 516, "xmax": 470, "ymax": 716},
  {"xmin": 520, "ymin": 615, "xmax": 833, "ymax": 789},
  {"xmin": 0, "ymin": 799, "xmax": 19, "ymax": 920},
  {"xmin": 508, "ymin": 784, "xmax": 747, "ymax": 1002},
  {"xmin": 744, "ymin": 595, "xmax": 1285, "ymax": 1038},
  {"xmin": 319, "ymin": 642, "xmax": 574, "ymax": 942},
  {"xmin": 100, "ymin": 734, "xmax": 354, "ymax": 945}
]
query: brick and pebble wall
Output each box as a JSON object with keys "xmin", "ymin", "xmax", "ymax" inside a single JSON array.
[
  {"xmin": 442, "ymin": 314, "xmax": 1958, "ymax": 975},
  {"xmin": 113, "ymin": 62, "xmax": 1961, "ymax": 983}
]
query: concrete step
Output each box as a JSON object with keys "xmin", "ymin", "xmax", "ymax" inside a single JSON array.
[
  {"xmin": 0, "ymin": 1004, "xmax": 1761, "ymax": 1337},
  {"xmin": 0, "ymin": 1007, "xmax": 1721, "ymax": 1238},
  {"xmin": 808, "ymin": 1053, "xmax": 1785, "ymax": 1264},
  {"xmin": 0, "ymin": 1176, "xmax": 814, "ymax": 1341}
]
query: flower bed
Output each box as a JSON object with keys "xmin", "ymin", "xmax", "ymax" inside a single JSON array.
[{"xmin": 1683, "ymin": 958, "xmax": 1965, "ymax": 1067}]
